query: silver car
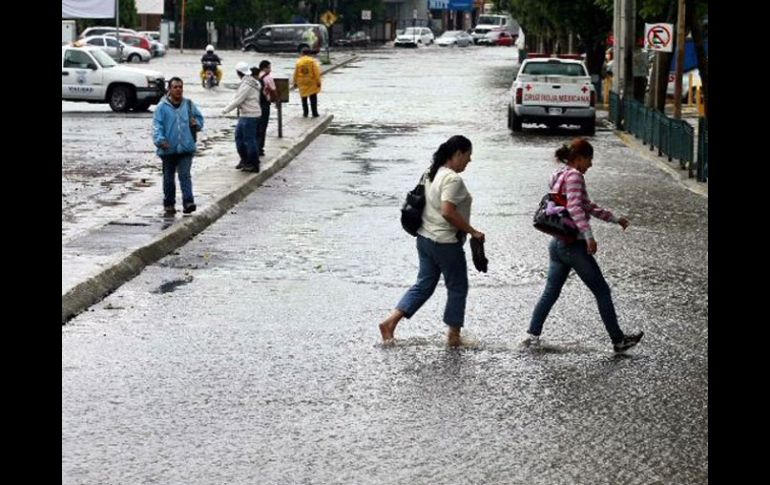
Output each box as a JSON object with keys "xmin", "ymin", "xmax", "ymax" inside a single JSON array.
[
  {"xmin": 436, "ymin": 30, "xmax": 473, "ymax": 47},
  {"xmin": 83, "ymin": 36, "xmax": 151, "ymax": 63}
]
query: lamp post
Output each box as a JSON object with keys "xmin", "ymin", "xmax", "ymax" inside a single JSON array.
[{"xmin": 180, "ymin": 0, "xmax": 186, "ymax": 53}]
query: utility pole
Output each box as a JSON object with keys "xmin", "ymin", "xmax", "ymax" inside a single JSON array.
[
  {"xmin": 673, "ymin": 0, "xmax": 686, "ymax": 119},
  {"xmin": 180, "ymin": 0, "xmax": 186, "ymax": 54},
  {"xmin": 612, "ymin": 0, "xmax": 621, "ymax": 94},
  {"xmin": 613, "ymin": 0, "xmax": 636, "ymax": 97}
]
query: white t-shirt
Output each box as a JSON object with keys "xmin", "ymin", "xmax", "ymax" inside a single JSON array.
[{"xmin": 417, "ymin": 166, "xmax": 472, "ymax": 243}]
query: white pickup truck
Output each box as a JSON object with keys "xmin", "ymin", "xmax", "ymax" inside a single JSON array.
[
  {"xmin": 507, "ymin": 57, "xmax": 596, "ymax": 135},
  {"xmin": 62, "ymin": 44, "xmax": 166, "ymax": 112}
]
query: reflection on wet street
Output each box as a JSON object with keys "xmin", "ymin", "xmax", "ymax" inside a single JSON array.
[{"xmin": 63, "ymin": 46, "xmax": 707, "ymax": 484}]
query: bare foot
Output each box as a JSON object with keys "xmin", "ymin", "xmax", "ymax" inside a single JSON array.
[
  {"xmin": 447, "ymin": 327, "xmax": 462, "ymax": 348},
  {"xmin": 379, "ymin": 320, "xmax": 396, "ymax": 343}
]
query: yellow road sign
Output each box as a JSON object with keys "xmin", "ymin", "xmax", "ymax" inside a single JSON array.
[{"xmin": 320, "ymin": 10, "xmax": 337, "ymax": 27}]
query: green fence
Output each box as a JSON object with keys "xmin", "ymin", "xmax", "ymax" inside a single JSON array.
[
  {"xmin": 697, "ymin": 117, "xmax": 708, "ymax": 182},
  {"xmin": 613, "ymin": 95, "xmax": 697, "ymax": 177},
  {"xmin": 609, "ymin": 92, "xmax": 622, "ymax": 128}
]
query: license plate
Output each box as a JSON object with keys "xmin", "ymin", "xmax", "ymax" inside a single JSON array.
[{"xmin": 548, "ymin": 107, "xmax": 563, "ymax": 115}]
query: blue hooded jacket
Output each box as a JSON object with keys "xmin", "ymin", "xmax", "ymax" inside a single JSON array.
[{"xmin": 153, "ymin": 95, "xmax": 204, "ymax": 156}]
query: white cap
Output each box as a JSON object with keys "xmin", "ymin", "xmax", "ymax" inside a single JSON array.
[
  {"xmin": 205, "ymin": 44, "xmax": 214, "ymax": 52},
  {"xmin": 235, "ymin": 62, "xmax": 251, "ymax": 75}
]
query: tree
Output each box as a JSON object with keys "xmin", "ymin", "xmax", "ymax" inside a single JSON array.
[{"xmin": 504, "ymin": 0, "xmax": 612, "ymax": 76}]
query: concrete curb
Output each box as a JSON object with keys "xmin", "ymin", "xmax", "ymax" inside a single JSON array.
[
  {"xmin": 614, "ymin": 130, "xmax": 708, "ymax": 199},
  {"xmin": 62, "ymin": 115, "xmax": 334, "ymax": 324}
]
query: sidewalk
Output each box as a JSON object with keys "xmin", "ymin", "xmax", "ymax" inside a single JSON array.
[
  {"xmin": 62, "ymin": 56, "xmax": 357, "ymax": 323},
  {"xmin": 602, "ymin": 106, "xmax": 708, "ymax": 198}
]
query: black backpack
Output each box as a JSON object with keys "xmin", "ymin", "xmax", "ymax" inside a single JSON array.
[{"xmin": 400, "ymin": 172, "xmax": 427, "ymax": 236}]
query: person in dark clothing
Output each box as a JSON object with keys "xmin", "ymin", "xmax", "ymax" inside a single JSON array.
[
  {"xmin": 252, "ymin": 60, "xmax": 277, "ymax": 157},
  {"xmin": 200, "ymin": 44, "xmax": 222, "ymax": 85}
]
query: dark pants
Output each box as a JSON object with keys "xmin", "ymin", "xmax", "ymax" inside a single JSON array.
[
  {"xmin": 301, "ymin": 94, "xmax": 318, "ymax": 117},
  {"xmin": 257, "ymin": 101, "xmax": 270, "ymax": 153},
  {"xmin": 160, "ymin": 153, "xmax": 194, "ymax": 208}
]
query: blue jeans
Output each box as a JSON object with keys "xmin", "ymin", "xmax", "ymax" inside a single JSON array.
[
  {"xmin": 235, "ymin": 117, "xmax": 259, "ymax": 165},
  {"xmin": 529, "ymin": 238, "xmax": 624, "ymax": 343},
  {"xmin": 396, "ymin": 235, "xmax": 469, "ymax": 328},
  {"xmin": 161, "ymin": 154, "xmax": 194, "ymax": 207}
]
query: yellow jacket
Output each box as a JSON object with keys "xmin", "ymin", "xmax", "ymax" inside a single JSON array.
[{"xmin": 293, "ymin": 55, "xmax": 321, "ymax": 97}]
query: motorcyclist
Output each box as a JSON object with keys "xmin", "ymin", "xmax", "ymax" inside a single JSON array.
[{"xmin": 200, "ymin": 44, "xmax": 223, "ymax": 85}]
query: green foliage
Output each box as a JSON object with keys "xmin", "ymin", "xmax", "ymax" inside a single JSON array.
[{"xmin": 335, "ymin": 0, "xmax": 384, "ymax": 30}]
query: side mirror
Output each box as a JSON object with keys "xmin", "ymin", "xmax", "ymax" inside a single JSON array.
[{"xmin": 88, "ymin": 63, "xmax": 98, "ymax": 70}]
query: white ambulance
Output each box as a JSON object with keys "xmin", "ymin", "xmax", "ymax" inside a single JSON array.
[{"xmin": 507, "ymin": 56, "xmax": 596, "ymax": 135}]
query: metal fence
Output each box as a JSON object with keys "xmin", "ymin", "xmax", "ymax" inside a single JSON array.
[
  {"xmin": 612, "ymin": 94, "xmax": 698, "ymax": 178},
  {"xmin": 697, "ymin": 117, "xmax": 708, "ymax": 182},
  {"xmin": 609, "ymin": 91, "xmax": 622, "ymax": 128}
]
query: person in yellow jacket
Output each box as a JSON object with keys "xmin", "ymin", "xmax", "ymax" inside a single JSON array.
[{"xmin": 292, "ymin": 48, "xmax": 321, "ymax": 118}]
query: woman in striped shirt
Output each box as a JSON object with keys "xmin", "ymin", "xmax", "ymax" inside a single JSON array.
[{"xmin": 527, "ymin": 138, "xmax": 644, "ymax": 353}]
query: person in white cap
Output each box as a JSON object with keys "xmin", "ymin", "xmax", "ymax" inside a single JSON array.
[{"xmin": 221, "ymin": 62, "xmax": 262, "ymax": 172}]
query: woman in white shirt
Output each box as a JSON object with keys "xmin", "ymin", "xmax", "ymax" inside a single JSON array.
[{"xmin": 379, "ymin": 135, "xmax": 485, "ymax": 347}]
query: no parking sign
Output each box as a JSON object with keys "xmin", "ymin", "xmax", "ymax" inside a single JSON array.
[{"xmin": 645, "ymin": 23, "xmax": 674, "ymax": 52}]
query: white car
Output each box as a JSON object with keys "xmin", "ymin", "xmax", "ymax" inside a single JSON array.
[
  {"xmin": 436, "ymin": 30, "xmax": 473, "ymax": 47},
  {"xmin": 508, "ymin": 57, "xmax": 596, "ymax": 134},
  {"xmin": 83, "ymin": 36, "xmax": 151, "ymax": 63},
  {"xmin": 137, "ymin": 30, "xmax": 160, "ymax": 41},
  {"xmin": 394, "ymin": 27, "xmax": 434, "ymax": 47},
  {"xmin": 61, "ymin": 45, "xmax": 166, "ymax": 112},
  {"xmin": 80, "ymin": 26, "xmax": 138, "ymax": 39}
]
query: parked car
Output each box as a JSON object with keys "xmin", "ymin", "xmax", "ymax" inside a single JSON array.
[
  {"xmin": 106, "ymin": 32, "xmax": 166, "ymax": 57},
  {"xmin": 80, "ymin": 26, "xmax": 137, "ymax": 39},
  {"xmin": 61, "ymin": 44, "xmax": 165, "ymax": 112},
  {"xmin": 83, "ymin": 36, "xmax": 151, "ymax": 63},
  {"xmin": 508, "ymin": 57, "xmax": 596, "ymax": 134},
  {"xmin": 137, "ymin": 30, "xmax": 160, "ymax": 42},
  {"xmin": 479, "ymin": 30, "xmax": 515, "ymax": 46},
  {"xmin": 394, "ymin": 27, "xmax": 434, "ymax": 47},
  {"xmin": 242, "ymin": 24, "xmax": 328, "ymax": 53},
  {"xmin": 436, "ymin": 30, "xmax": 473, "ymax": 47},
  {"xmin": 149, "ymin": 40, "xmax": 166, "ymax": 57},
  {"xmin": 334, "ymin": 31, "xmax": 371, "ymax": 47},
  {"xmin": 103, "ymin": 32, "xmax": 152, "ymax": 54}
]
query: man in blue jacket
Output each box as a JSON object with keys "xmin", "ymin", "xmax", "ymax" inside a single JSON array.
[{"xmin": 153, "ymin": 77, "xmax": 204, "ymax": 216}]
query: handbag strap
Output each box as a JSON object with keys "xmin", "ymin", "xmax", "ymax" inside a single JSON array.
[
  {"xmin": 551, "ymin": 168, "xmax": 571, "ymax": 195},
  {"xmin": 418, "ymin": 168, "xmax": 429, "ymax": 186}
]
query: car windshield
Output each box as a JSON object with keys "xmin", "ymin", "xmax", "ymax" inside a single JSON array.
[
  {"xmin": 478, "ymin": 16, "xmax": 504, "ymax": 25},
  {"xmin": 403, "ymin": 28, "xmax": 421, "ymax": 35},
  {"xmin": 522, "ymin": 62, "xmax": 586, "ymax": 76},
  {"xmin": 90, "ymin": 49, "xmax": 117, "ymax": 68},
  {"xmin": 441, "ymin": 31, "xmax": 459, "ymax": 38}
]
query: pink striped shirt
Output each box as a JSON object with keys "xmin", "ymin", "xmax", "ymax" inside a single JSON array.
[{"xmin": 551, "ymin": 167, "xmax": 618, "ymax": 240}]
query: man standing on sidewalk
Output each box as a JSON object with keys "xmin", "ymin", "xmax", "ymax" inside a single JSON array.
[
  {"xmin": 222, "ymin": 62, "xmax": 262, "ymax": 172},
  {"xmin": 253, "ymin": 60, "xmax": 277, "ymax": 158},
  {"xmin": 153, "ymin": 77, "xmax": 204, "ymax": 216},
  {"xmin": 293, "ymin": 48, "xmax": 321, "ymax": 118}
]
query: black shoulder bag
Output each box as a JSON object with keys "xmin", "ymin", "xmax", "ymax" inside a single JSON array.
[
  {"xmin": 187, "ymin": 99, "xmax": 200, "ymax": 141},
  {"xmin": 400, "ymin": 171, "xmax": 428, "ymax": 237}
]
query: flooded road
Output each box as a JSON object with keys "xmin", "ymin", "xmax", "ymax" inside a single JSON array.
[{"xmin": 63, "ymin": 45, "xmax": 707, "ymax": 484}]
